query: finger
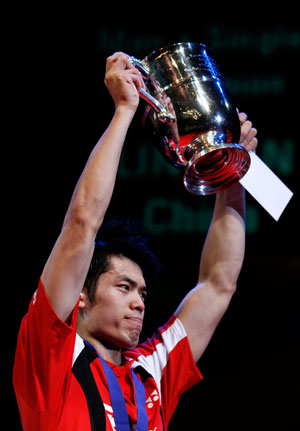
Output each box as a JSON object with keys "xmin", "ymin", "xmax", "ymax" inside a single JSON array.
[
  {"xmin": 106, "ymin": 52, "xmax": 131, "ymax": 73},
  {"xmin": 238, "ymin": 111, "xmax": 248, "ymax": 124},
  {"xmin": 123, "ymin": 56, "xmax": 138, "ymax": 71},
  {"xmin": 244, "ymin": 136, "xmax": 258, "ymax": 153},
  {"xmin": 108, "ymin": 51, "xmax": 130, "ymax": 61},
  {"xmin": 123, "ymin": 59, "xmax": 148, "ymax": 91},
  {"xmin": 240, "ymin": 120, "xmax": 253, "ymax": 140},
  {"xmin": 121, "ymin": 69, "xmax": 144, "ymax": 92},
  {"xmin": 244, "ymin": 127, "xmax": 258, "ymax": 145},
  {"xmin": 241, "ymin": 128, "xmax": 258, "ymax": 151},
  {"xmin": 112, "ymin": 53, "xmax": 139, "ymax": 73}
]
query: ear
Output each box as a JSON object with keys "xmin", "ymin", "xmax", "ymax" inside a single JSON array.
[{"xmin": 78, "ymin": 287, "xmax": 90, "ymax": 310}]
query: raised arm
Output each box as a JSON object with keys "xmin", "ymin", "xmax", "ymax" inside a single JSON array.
[
  {"xmin": 175, "ymin": 112, "xmax": 258, "ymax": 362},
  {"xmin": 41, "ymin": 53, "xmax": 143, "ymax": 322}
]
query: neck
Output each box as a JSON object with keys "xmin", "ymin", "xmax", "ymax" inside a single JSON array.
[
  {"xmin": 80, "ymin": 332, "xmax": 123, "ymax": 365},
  {"xmin": 77, "ymin": 314, "xmax": 123, "ymax": 365}
]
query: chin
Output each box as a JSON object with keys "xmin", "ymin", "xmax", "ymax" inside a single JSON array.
[{"xmin": 122, "ymin": 333, "xmax": 140, "ymax": 349}]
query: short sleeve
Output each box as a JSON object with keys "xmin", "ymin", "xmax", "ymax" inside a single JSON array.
[
  {"xmin": 13, "ymin": 278, "xmax": 79, "ymax": 414},
  {"xmin": 124, "ymin": 315, "xmax": 203, "ymax": 426},
  {"xmin": 158, "ymin": 316, "xmax": 203, "ymax": 424}
]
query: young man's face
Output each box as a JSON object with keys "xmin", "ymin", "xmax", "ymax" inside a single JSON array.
[{"xmin": 81, "ymin": 255, "xmax": 147, "ymax": 350}]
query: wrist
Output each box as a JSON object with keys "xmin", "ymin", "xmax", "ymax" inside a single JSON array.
[
  {"xmin": 113, "ymin": 103, "xmax": 137, "ymax": 123},
  {"xmin": 216, "ymin": 182, "xmax": 245, "ymax": 217},
  {"xmin": 218, "ymin": 181, "xmax": 245, "ymax": 199}
]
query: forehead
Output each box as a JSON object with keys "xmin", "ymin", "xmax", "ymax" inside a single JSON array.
[{"xmin": 107, "ymin": 255, "xmax": 146, "ymax": 285}]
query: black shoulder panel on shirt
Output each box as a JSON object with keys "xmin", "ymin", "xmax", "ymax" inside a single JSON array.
[
  {"xmin": 133, "ymin": 365, "xmax": 153, "ymax": 382},
  {"xmin": 72, "ymin": 346, "xmax": 106, "ymax": 431}
]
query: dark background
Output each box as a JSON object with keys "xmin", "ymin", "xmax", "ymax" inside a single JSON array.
[{"xmin": 7, "ymin": 8, "xmax": 299, "ymax": 430}]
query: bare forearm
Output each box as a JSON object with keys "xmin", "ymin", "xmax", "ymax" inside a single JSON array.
[
  {"xmin": 41, "ymin": 108, "xmax": 134, "ymax": 320},
  {"xmin": 176, "ymin": 113, "xmax": 257, "ymax": 363},
  {"xmin": 41, "ymin": 53, "xmax": 144, "ymax": 321},
  {"xmin": 199, "ymin": 182, "xmax": 246, "ymax": 289}
]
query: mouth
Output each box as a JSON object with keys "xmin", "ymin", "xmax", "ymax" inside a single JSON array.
[{"xmin": 124, "ymin": 316, "xmax": 143, "ymax": 329}]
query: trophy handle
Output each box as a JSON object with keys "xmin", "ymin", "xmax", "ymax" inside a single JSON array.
[
  {"xmin": 129, "ymin": 56, "xmax": 175, "ymax": 122},
  {"xmin": 129, "ymin": 56, "xmax": 150, "ymax": 77}
]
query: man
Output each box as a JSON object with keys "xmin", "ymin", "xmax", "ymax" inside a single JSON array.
[{"xmin": 13, "ymin": 52, "xmax": 258, "ymax": 430}]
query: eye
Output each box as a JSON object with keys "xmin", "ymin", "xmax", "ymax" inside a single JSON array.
[
  {"xmin": 118, "ymin": 284, "xmax": 129, "ymax": 291},
  {"xmin": 139, "ymin": 290, "xmax": 147, "ymax": 302}
]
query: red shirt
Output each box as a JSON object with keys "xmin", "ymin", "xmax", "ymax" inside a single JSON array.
[{"xmin": 13, "ymin": 279, "xmax": 202, "ymax": 430}]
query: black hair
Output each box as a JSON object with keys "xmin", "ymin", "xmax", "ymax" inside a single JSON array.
[{"xmin": 84, "ymin": 218, "xmax": 161, "ymax": 302}]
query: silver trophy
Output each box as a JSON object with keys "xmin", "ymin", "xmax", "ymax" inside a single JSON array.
[{"xmin": 130, "ymin": 42, "xmax": 251, "ymax": 195}]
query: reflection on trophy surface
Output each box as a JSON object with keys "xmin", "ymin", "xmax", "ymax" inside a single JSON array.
[{"xmin": 131, "ymin": 42, "xmax": 251, "ymax": 195}]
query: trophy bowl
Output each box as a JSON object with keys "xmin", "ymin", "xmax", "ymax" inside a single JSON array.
[{"xmin": 131, "ymin": 42, "xmax": 251, "ymax": 195}]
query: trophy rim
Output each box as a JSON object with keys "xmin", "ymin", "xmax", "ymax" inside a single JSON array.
[
  {"xmin": 183, "ymin": 143, "xmax": 251, "ymax": 195},
  {"xmin": 144, "ymin": 42, "xmax": 210, "ymax": 62}
]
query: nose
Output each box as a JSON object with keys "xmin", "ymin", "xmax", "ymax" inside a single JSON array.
[{"xmin": 130, "ymin": 291, "xmax": 145, "ymax": 313}]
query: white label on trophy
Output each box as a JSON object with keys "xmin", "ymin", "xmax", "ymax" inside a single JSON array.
[{"xmin": 239, "ymin": 151, "xmax": 293, "ymax": 221}]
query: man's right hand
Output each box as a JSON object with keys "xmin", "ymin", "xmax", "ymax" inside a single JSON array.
[{"xmin": 104, "ymin": 52, "xmax": 144, "ymax": 114}]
